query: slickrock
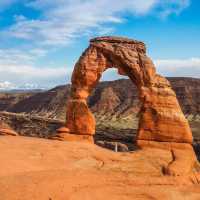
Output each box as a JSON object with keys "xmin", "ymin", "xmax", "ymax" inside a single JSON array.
[
  {"xmin": 0, "ymin": 136, "xmax": 200, "ymax": 200},
  {"xmin": 54, "ymin": 36, "xmax": 198, "ymax": 176}
]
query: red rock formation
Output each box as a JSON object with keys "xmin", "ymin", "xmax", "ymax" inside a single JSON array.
[
  {"xmin": 53, "ymin": 36, "xmax": 198, "ymax": 176},
  {"xmin": 0, "ymin": 121, "xmax": 18, "ymax": 136},
  {"xmin": 0, "ymin": 136, "xmax": 200, "ymax": 199}
]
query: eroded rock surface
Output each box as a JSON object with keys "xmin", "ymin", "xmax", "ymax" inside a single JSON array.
[
  {"xmin": 1, "ymin": 78, "xmax": 199, "ymax": 122},
  {"xmin": 53, "ymin": 36, "xmax": 198, "ymax": 176},
  {"xmin": 0, "ymin": 120, "xmax": 18, "ymax": 136},
  {"xmin": 56, "ymin": 37, "xmax": 192, "ymax": 142},
  {"xmin": 0, "ymin": 136, "xmax": 200, "ymax": 200}
]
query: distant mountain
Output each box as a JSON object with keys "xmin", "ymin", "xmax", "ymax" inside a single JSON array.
[
  {"xmin": 0, "ymin": 77, "xmax": 199, "ymax": 119},
  {"xmin": 0, "ymin": 77, "xmax": 199, "ymax": 130},
  {"xmin": 0, "ymin": 77, "xmax": 199, "ymax": 154}
]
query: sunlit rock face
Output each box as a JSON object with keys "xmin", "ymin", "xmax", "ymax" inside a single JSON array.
[
  {"xmin": 53, "ymin": 36, "xmax": 199, "ymax": 176},
  {"xmin": 56, "ymin": 36, "xmax": 192, "ymax": 143}
]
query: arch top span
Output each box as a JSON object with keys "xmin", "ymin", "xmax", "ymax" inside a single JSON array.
[
  {"xmin": 90, "ymin": 36, "xmax": 146, "ymax": 51},
  {"xmin": 71, "ymin": 35, "xmax": 157, "ymax": 97}
]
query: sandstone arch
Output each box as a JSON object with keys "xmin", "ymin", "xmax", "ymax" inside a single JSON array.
[
  {"xmin": 55, "ymin": 36, "xmax": 192, "ymax": 143},
  {"xmin": 53, "ymin": 36, "xmax": 198, "ymax": 175}
]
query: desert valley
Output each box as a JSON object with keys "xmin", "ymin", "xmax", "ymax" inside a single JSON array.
[{"xmin": 0, "ymin": 77, "xmax": 200, "ymax": 156}]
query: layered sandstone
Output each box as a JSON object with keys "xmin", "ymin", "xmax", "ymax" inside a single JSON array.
[
  {"xmin": 55, "ymin": 36, "xmax": 192, "ymax": 143},
  {"xmin": 0, "ymin": 78, "xmax": 199, "ymax": 125},
  {"xmin": 52, "ymin": 36, "xmax": 198, "ymax": 176},
  {"xmin": 0, "ymin": 120, "xmax": 18, "ymax": 136},
  {"xmin": 1, "ymin": 78, "xmax": 199, "ymax": 141}
]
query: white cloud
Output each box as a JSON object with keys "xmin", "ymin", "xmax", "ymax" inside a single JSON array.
[
  {"xmin": 0, "ymin": 63, "xmax": 71, "ymax": 89},
  {"xmin": 0, "ymin": 48, "xmax": 47, "ymax": 65},
  {"xmin": 0, "ymin": 55, "xmax": 199, "ymax": 90},
  {"xmin": 0, "ymin": 64, "xmax": 67, "ymax": 79},
  {"xmin": 155, "ymin": 57, "xmax": 200, "ymax": 78},
  {"xmin": 0, "ymin": 81, "xmax": 47, "ymax": 90},
  {"xmin": 0, "ymin": 81, "xmax": 14, "ymax": 90},
  {"xmin": 0, "ymin": 48, "xmax": 72, "ymax": 89},
  {"xmin": 158, "ymin": 0, "xmax": 190, "ymax": 18},
  {"xmin": 0, "ymin": 0, "xmax": 194, "ymax": 89},
  {"xmin": 2, "ymin": 0, "xmax": 190, "ymax": 46}
]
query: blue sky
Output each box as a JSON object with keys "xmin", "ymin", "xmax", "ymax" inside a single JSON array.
[{"xmin": 0, "ymin": 0, "xmax": 199, "ymax": 89}]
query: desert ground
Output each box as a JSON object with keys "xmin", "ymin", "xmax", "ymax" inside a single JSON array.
[{"xmin": 0, "ymin": 136, "xmax": 200, "ymax": 200}]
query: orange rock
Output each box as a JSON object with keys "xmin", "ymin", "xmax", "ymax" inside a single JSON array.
[
  {"xmin": 65, "ymin": 99, "xmax": 96, "ymax": 135},
  {"xmin": 56, "ymin": 127, "xmax": 70, "ymax": 133},
  {"xmin": 54, "ymin": 36, "xmax": 198, "ymax": 176},
  {"xmin": 51, "ymin": 132, "xmax": 94, "ymax": 143},
  {"xmin": 56, "ymin": 36, "xmax": 193, "ymax": 145},
  {"xmin": 137, "ymin": 140, "xmax": 198, "ymax": 176},
  {"xmin": 0, "ymin": 121, "xmax": 18, "ymax": 136},
  {"xmin": 0, "ymin": 136, "xmax": 200, "ymax": 199}
]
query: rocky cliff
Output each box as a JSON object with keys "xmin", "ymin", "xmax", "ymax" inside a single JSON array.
[
  {"xmin": 0, "ymin": 77, "xmax": 199, "ymax": 154},
  {"xmin": 0, "ymin": 78, "xmax": 199, "ymax": 128},
  {"xmin": 0, "ymin": 78, "xmax": 199, "ymax": 117}
]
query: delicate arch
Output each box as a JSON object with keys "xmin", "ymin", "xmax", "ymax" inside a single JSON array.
[{"xmin": 55, "ymin": 36, "xmax": 192, "ymax": 147}]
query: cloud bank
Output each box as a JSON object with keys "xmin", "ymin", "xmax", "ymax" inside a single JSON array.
[
  {"xmin": 0, "ymin": 48, "xmax": 71, "ymax": 90},
  {"xmin": 3, "ymin": 0, "xmax": 190, "ymax": 46},
  {"xmin": 155, "ymin": 58, "xmax": 200, "ymax": 78},
  {"xmin": 1, "ymin": 55, "xmax": 199, "ymax": 90},
  {"xmin": 0, "ymin": 0, "xmax": 195, "ymax": 90}
]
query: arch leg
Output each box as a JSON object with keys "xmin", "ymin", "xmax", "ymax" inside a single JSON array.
[
  {"xmin": 52, "ymin": 46, "xmax": 108, "ymax": 142},
  {"xmin": 53, "ymin": 98, "xmax": 95, "ymax": 142}
]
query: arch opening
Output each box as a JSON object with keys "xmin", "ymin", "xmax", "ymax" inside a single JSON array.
[{"xmin": 88, "ymin": 67, "xmax": 140, "ymax": 151}]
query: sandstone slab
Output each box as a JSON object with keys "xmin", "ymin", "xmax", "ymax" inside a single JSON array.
[{"xmin": 0, "ymin": 136, "xmax": 200, "ymax": 200}]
